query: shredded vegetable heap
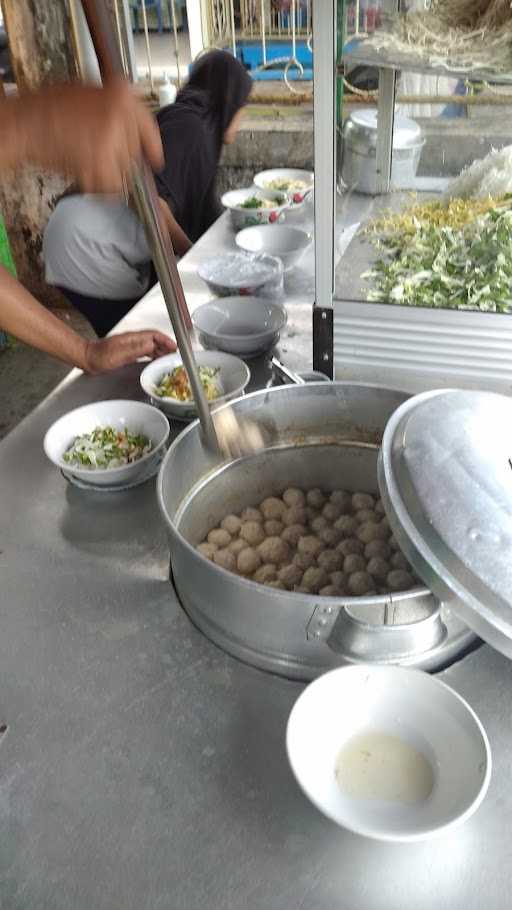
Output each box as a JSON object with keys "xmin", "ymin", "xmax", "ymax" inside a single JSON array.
[
  {"xmin": 63, "ymin": 426, "xmax": 152, "ymax": 469},
  {"xmin": 364, "ymin": 198, "xmax": 512, "ymax": 312},
  {"xmin": 155, "ymin": 365, "xmax": 221, "ymax": 401}
]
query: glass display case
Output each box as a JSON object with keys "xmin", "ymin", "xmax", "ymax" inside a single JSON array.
[{"xmin": 312, "ymin": 0, "xmax": 512, "ymax": 392}]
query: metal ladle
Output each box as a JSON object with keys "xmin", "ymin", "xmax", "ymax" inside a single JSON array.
[{"xmin": 81, "ymin": 0, "xmax": 262, "ymax": 457}]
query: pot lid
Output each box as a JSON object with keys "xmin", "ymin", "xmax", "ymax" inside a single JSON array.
[
  {"xmin": 347, "ymin": 109, "xmax": 423, "ymax": 149},
  {"xmin": 378, "ymin": 388, "xmax": 512, "ymax": 658}
]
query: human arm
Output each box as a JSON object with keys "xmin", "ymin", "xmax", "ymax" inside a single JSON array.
[
  {"xmin": 0, "ymin": 266, "xmax": 175, "ymax": 374},
  {"xmin": 0, "ymin": 79, "xmax": 163, "ymax": 193},
  {"xmin": 157, "ymin": 197, "xmax": 192, "ymax": 257}
]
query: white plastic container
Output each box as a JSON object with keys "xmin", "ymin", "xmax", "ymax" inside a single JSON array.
[{"xmin": 159, "ymin": 73, "xmax": 177, "ymax": 108}]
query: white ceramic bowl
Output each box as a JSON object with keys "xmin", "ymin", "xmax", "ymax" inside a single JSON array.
[
  {"xmin": 253, "ymin": 168, "xmax": 314, "ymax": 208},
  {"xmin": 221, "ymin": 187, "xmax": 289, "ymax": 229},
  {"xmin": 197, "ymin": 252, "xmax": 284, "ymax": 299},
  {"xmin": 140, "ymin": 351, "xmax": 251, "ymax": 420},
  {"xmin": 43, "ymin": 399, "xmax": 170, "ymax": 487},
  {"xmin": 192, "ymin": 297, "xmax": 287, "ymax": 357},
  {"xmin": 287, "ymin": 664, "xmax": 491, "ymax": 843},
  {"xmin": 235, "ymin": 225, "xmax": 312, "ymax": 271}
]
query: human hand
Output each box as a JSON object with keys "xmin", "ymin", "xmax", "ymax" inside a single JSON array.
[
  {"xmin": 15, "ymin": 79, "xmax": 163, "ymax": 192},
  {"xmin": 83, "ymin": 330, "xmax": 176, "ymax": 374}
]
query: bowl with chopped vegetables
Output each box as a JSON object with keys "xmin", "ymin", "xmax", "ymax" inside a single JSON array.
[
  {"xmin": 221, "ymin": 187, "xmax": 290, "ymax": 229},
  {"xmin": 140, "ymin": 351, "xmax": 251, "ymax": 419},
  {"xmin": 44, "ymin": 399, "xmax": 170, "ymax": 487},
  {"xmin": 253, "ymin": 169, "xmax": 314, "ymax": 209}
]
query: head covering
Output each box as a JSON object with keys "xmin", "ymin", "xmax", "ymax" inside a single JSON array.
[{"xmin": 155, "ymin": 51, "xmax": 252, "ymax": 242}]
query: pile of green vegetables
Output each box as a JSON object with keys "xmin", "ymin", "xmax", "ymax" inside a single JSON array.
[{"xmin": 364, "ymin": 200, "xmax": 512, "ymax": 312}]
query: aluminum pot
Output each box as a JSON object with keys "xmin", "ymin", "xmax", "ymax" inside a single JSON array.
[
  {"xmin": 338, "ymin": 109, "xmax": 425, "ymax": 195},
  {"xmin": 157, "ymin": 383, "xmax": 475, "ymax": 680}
]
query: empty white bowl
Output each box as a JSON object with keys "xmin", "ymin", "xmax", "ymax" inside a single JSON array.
[
  {"xmin": 221, "ymin": 187, "xmax": 290, "ymax": 229},
  {"xmin": 236, "ymin": 224, "xmax": 312, "ymax": 271},
  {"xmin": 44, "ymin": 399, "xmax": 170, "ymax": 487},
  {"xmin": 287, "ymin": 664, "xmax": 491, "ymax": 843},
  {"xmin": 140, "ymin": 350, "xmax": 250, "ymax": 420},
  {"xmin": 197, "ymin": 252, "xmax": 284, "ymax": 299},
  {"xmin": 253, "ymin": 168, "xmax": 314, "ymax": 208},
  {"xmin": 192, "ymin": 297, "xmax": 287, "ymax": 357}
]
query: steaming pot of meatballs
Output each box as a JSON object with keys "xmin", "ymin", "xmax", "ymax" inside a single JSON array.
[
  {"xmin": 157, "ymin": 383, "xmax": 464, "ymax": 680},
  {"xmin": 198, "ymin": 487, "xmax": 419, "ymax": 596}
]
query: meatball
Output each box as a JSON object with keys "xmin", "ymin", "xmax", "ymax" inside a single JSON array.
[
  {"xmin": 322, "ymin": 502, "xmax": 342, "ymax": 523},
  {"xmin": 306, "ymin": 489, "xmax": 326, "ymax": 509},
  {"xmin": 294, "ymin": 586, "xmax": 311, "ymax": 594},
  {"xmin": 317, "ymin": 549, "xmax": 343, "ymax": 573},
  {"xmin": 380, "ymin": 517, "xmax": 391, "ymax": 534},
  {"xmin": 391, "ymin": 551, "xmax": 409, "ymax": 571},
  {"xmin": 293, "ymin": 551, "xmax": 316, "ymax": 571},
  {"xmin": 330, "ymin": 490, "xmax": 352, "ymax": 512},
  {"xmin": 283, "ymin": 488, "xmax": 306, "ymax": 508},
  {"xmin": 241, "ymin": 507, "xmax": 263, "ymax": 523},
  {"xmin": 261, "ymin": 497, "xmax": 286, "ymax": 520},
  {"xmin": 348, "ymin": 571, "xmax": 375, "ymax": 596},
  {"xmin": 258, "ymin": 536, "xmax": 290, "ymax": 566},
  {"xmin": 337, "ymin": 537, "xmax": 364, "ymax": 557},
  {"xmin": 389, "ymin": 535, "xmax": 400, "ymax": 551},
  {"xmin": 375, "ymin": 498, "xmax": 386, "ymax": 516},
  {"xmin": 253, "ymin": 564, "xmax": 277, "ymax": 584},
  {"xmin": 278, "ymin": 563, "xmax": 304, "ymax": 589},
  {"xmin": 387, "ymin": 569, "xmax": 414, "ymax": 592},
  {"xmin": 367, "ymin": 556, "xmax": 390, "ymax": 582},
  {"xmin": 334, "ymin": 515, "xmax": 358, "ymax": 537},
  {"xmin": 319, "ymin": 526, "xmax": 343, "ymax": 547},
  {"xmin": 354, "ymin": 509, "xmax": 377, "ymax": 525},
  {"xmin": 364, "ymin": 539, "xmax": 391, "ymax": 561},
  {"xmin": 311, "ymin": 515, "xmax": 329, "ymax": 534},
  {"xmin": 197, "ymin": 542, "xmax": 217, "ymax": 561},
  {"xmin": 207, "ymin": 528, "xmax": 231, "ymax": 548},
  {"xmin": 352, "ymin": 492, "xmax": 375, "ymax": 512},
  {"xmin": 330, "ymin": 571, "xmax": 347, "ymax": 590},
  {"xmin": 213, "ymin": 549, "xmax": 237, "ymax": 572},
  {"xmin": 302, "ymin": 566, "xmax": 328, "ymax": 593},
  {"xmin": 221, "ymin": 514, "xmax": 242, "ymax": 536},
  {"xmin": 268, "ymin": 580, "xmax": 286, "ymax": 590},
  {"xmin": 264, "ymin": 519, "xmax": 284, "ymax": 537},
  {"xmin": 319, "ymin": 585, "xmax": 343, "ymax": 597},
  {"xmin": 283, "ymin": 506, "xmax": 308, "ymax": 527},
  {"xmin": 228, "ymin": 538, "xmax": 248, "ymax": 556},
  {"xmin": 282, "ymin": 524, "xmax": 307, "ymax": 547},
  {"xmin": 343, "ymin": 554, "xmax": 366, "ymax": 574},
  {"xmin": 237, "ymin": 547, "xmax": 261, "ymax": 576},
  {"xmin": 298, "ymin": 535, "xmax": 324, "ymax": 560},
  {"xmin": 356, "ymin": 521, "xmax": 388, "ymax": 544},
  {"xmin": 240, "ymin": 521, "xmax": 265, "ymax": 547}
]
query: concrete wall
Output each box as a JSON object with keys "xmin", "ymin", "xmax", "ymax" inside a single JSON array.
[{"xmin": 217, "ymin": 111, "xmax": 512, "ymax": 193}]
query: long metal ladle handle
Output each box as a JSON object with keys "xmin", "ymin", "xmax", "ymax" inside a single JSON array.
[{"xmin": 80, "ymin": 0, "xmax": 220, "ymax": 452}]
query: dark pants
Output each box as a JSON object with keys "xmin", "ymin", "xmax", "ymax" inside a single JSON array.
[{"xmin": 57, "ymin": 287, "xmax": 141, "ymax": 338}]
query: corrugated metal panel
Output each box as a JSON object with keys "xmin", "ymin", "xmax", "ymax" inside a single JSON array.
[{"xmin": 333, "ymin": 300, "xmax": 512, "ymax": 394}]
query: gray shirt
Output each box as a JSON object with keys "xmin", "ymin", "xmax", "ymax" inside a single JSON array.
[{"xmin": 43, "ymin": 195, "xmax": 152, "ymax": 301}]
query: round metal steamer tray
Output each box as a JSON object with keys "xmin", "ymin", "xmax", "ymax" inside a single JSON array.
[{"xmin": 158, "ymin": 384, "xmax": 477, "ymax": 680}]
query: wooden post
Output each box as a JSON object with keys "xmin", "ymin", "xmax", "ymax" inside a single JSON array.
[{"xmin": 0, "ymin": 0, "xmax": 77, "ymax": 303}]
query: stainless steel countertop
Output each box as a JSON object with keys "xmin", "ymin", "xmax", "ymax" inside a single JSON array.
[{"xmin": 0, "ymin": 212, "xmax": 511, "ymax": 909}]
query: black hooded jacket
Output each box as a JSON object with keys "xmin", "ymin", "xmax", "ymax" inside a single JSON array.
[{"xmin": 155, "ymin": 50, "xmax": 252, "ymax": 242}]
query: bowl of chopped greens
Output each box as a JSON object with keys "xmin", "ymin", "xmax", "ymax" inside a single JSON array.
[
  {"xmin": 140, "ymin": 351, "xmax": 251, "ymax": 420},
  {"xmin": 221, "ymin": 187, "xmax": 290, "ymax": 229},
  {"xmin": 44, "ymin": 399, "xmax": 169, "ymax": 487},
  {"xmin": 253, "ymin": 169, "xmax": 314, "ymax": 209}
]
